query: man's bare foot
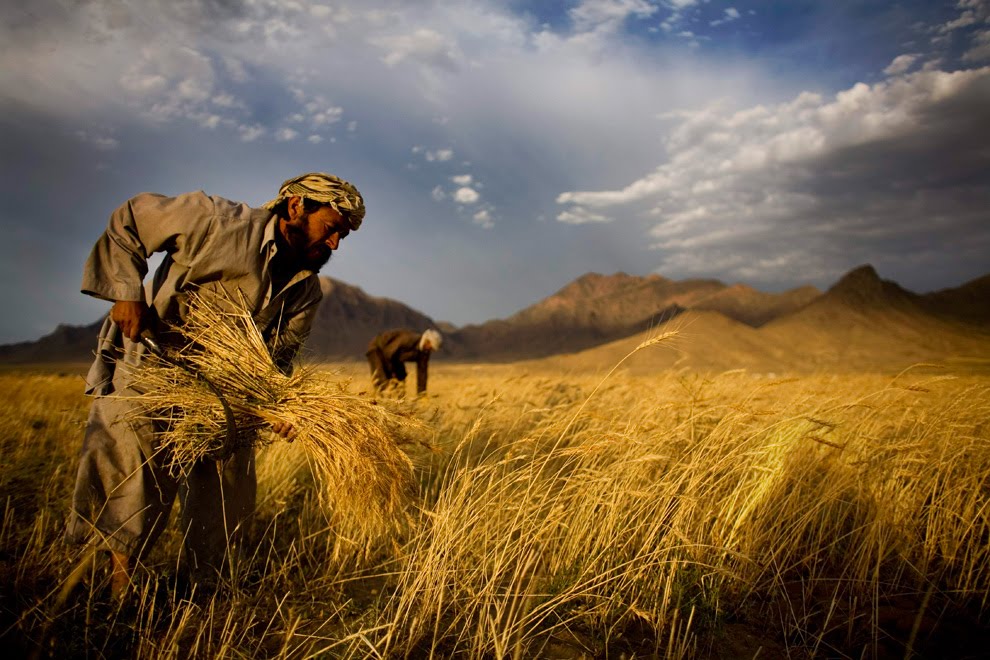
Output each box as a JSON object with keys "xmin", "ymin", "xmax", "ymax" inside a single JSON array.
[{"xmin": 110, "ymin": 551, "xmax": 131, "ymax": 599}]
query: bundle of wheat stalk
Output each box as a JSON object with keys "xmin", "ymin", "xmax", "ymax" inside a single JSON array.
[{"xmin": 127, "ymin": 290, "xmax": 425, "ymax": 538}]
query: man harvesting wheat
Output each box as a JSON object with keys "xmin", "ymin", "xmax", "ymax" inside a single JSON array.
[
  {"xmin": 366, "ymin": 328, "xmax": 442, "ymax": 397},
  {"xmin": 66, "ymin": 172, "xmax": 365, "ymax": 598}
]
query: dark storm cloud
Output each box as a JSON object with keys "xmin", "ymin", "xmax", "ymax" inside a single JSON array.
[
  {"xmin": 558, "ymin": 65, "xmax": 990, "ymax": 292},
  {"xmin": 2, "ymin": 0, "xmax": 989, "ymax": 343}
]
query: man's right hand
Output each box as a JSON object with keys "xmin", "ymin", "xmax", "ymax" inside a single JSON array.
[{"xmin": 110, "ymin": 300, "xmax": 150, "ymax": 342}]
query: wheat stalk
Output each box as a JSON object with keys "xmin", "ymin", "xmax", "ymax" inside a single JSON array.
[{"xmin": 126, "ymin": 289, "xmax": 425, "ymax": 539}]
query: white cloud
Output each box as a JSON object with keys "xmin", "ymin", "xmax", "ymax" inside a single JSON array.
[
  {"xmin": 939, "ymin": 10, "xmax": 979, "ymax": 33},
  {"xmin": 212, "ymin": 93, "xmax": 242, "ymax": 109},
  {"xmin": 657, "ymin": 0, "xmax": 702, "ymax": 34},
  {"xmin": 569, "ymin": 0, "xmax": 658, "ymax": 34},
  {"xmin": 473, "ymin": 209, "xmax": 494, "ymax": 228},
  {"xmin": 120, "ymin": 72, "xmax": 167, "ymax": 95},
  {"xmin": 75, "ymin": 130, "xmax": 119, "ymax": 151},
  {"xmin": 557, "ymin": 208, "xmax": 612, "ymax": 224},
  {"xmin": 310, "ymin": 105, "xmax": 344, "ymax": 125},
  {"xmin": 963, "ymin": 29, "xmax": 990, "ymax": 62},
  {"xmin": 451, "ymin": 174, "xmax": 473, "ymax": 185},
  {"xmin": 275, "ymin": 127, "xmax": 298, "ymax": 141},
  {"xmin": 562, "ymin": 69, "xmax": 990, "ymax": 208},
  {"xmin": 369, "ymin": 28, "xmax": 463, "ymax": 71},
  {"xmin": 426, "ymin": 148, "xmax": 454, "ymax": 162},
  {"xmin": 222, "ymin": 56, "xmax": 249, "ymax": 83},
  {"xmin": 0, "ymin": 0, "xmax": 754, "ymax": 157},
  {"xmin": 884, "ymin": 53, "xmax": 921, "ymax": 76},
  {"xmin": 710, "ymin": 7, "xmax": 741, "ymax": 26},
  {"xmin": 431, "ymin": 185, "xmax": 446, "ymax": 201},
  {"xmin": 557, "ymin": 67, "xmax": 990, "ymax": 283},
  {"xmin": 310, "ymin": 4, "xmax": 332, "ymax": 19},
  {"xmin": 118, "ymin": 46, "xmax": 220, "ymax": 124},
  {"xmin": 238, "ymin": 124, "xmax": 265, "ymax": 142},
  {"xmin": 307, "ymin": 134, "xmax": 324, "ymax": 144},
  {"xmin": 454, "ymin": 187, "xmax": 480, "ymax": 204},
  {"xmin": 938, "ymin": 0, "xmax": 990, "ymax": 34}
]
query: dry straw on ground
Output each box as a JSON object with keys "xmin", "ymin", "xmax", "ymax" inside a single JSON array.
[{"xmin": 126, "ymin": 290, "xmax": 426, "ymax": 539}]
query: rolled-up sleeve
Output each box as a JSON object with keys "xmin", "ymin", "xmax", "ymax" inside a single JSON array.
[{"xmin": 81, "ymin": 192, "xmax": 214, "ymax": 302}]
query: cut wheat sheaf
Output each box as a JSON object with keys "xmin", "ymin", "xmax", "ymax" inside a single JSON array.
[{"xmin": 126, "ymin": 290, "xmax": 428, "ymax": 539}]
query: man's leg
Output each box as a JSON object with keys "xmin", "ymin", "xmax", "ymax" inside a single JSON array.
[
  {"xmin": 391, "ymin": 361, "xmax": 408, "ymax": 399},
  {"xmin": 180, "ymin": 446, "xmax": 256, "ymax": 585},
  {"xmin": 66, "ymin": 395, "xmax": 177, "ymax": 598},
  {"xmin": 110, "ymin": 551, "xmax": 131, "ymax": 598}
]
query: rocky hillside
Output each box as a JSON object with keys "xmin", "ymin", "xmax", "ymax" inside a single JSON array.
[
  {"xmin": 446, "ymin": 272, "xmax": 817, "ymax": 360},
  {"xmin": 689, "ymin": 283, "xmax": 821, "ymax": 327},
  {"xmin": 303, "ymin": 278, "xmax": 438, "ymax": 360},
  {"xmin": 919, "ymin": 273, "xmax": 990, "ymax": 326},
  {"xmin": 1, "ymin": 266, "xmax": 985, "ymax": 369},
  {"xmin": 541, "ymin": 265, "xmax": 990, "ymax": 375},
  {"xmin": 0, "ymin": 319, "xmax": 104, "ymax": 364},
  {"xmin": 0, "ymin": 277, "xmax": 439, "ymax": 364}
]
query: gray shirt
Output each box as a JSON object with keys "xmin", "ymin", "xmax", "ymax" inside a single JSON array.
[{"xmin": 82, "ymin": 190, "xmax": 322, "ymax": 394}]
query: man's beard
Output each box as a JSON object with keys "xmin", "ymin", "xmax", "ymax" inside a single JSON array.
[
  {"xmin": 304, "ymin": 245, "xmax": 333, "ymax": 272},
  {"xmin": 282, "ymin": 219, "xmax": 333, "ymax": 272}
]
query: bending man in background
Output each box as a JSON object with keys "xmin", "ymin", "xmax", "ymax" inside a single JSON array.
[
  {"xmin": 366, "ymin": 328, "xmax": 442, "ymax": 397},
  {"xmin": 66, "ymin": 172, "xmax": 365, "ymax": 598}
]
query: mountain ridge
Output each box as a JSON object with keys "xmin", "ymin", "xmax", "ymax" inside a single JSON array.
[
  {"xmin": 539, "ymin": 266, "xmax": 989, "ymax": 374},
  {"xmin": 2, "ymin": 265, "xmax": 987, "ymax": 371}
]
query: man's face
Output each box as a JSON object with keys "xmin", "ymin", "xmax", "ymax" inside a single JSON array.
[{"xmin": 279, "ymin": 198, "xmax": 350, "ymax": 271}]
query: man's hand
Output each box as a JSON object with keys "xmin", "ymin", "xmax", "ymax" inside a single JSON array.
[
  {"xmin": 271, "ymin": 421, "xmax": 299, "ymax": 442},
  {"xmin": 110, "ymin": 300, "xmax": 151, "ymax": 342}
]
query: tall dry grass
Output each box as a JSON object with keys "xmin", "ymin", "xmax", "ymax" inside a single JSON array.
[
  {"xmin": 1, "ymin": 351, "xmax": 989, "ymax": 658},
  {"xmin": 351, "ymin": 360, "xmax": 990, "ymax": 658}
]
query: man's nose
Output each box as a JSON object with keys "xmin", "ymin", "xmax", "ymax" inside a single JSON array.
[{"xmin": 324, "ymin": 232, "xmax": 341, "ymax": 250}]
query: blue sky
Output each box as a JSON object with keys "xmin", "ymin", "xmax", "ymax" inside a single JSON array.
[{"xmin": 1, "ymin": 0, "xmax": 988, "ymax": 343}]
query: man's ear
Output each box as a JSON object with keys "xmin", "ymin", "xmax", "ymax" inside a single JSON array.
[{"xmin": 287, "ymin": 195, "xmax": 304, "ymax": 219}]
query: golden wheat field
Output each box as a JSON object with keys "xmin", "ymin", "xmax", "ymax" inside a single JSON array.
[{"xmin": 1, "ymin": 349, "xmax": 989, "ymax": 658}]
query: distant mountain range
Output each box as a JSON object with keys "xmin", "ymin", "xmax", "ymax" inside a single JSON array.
[
  {"xmin": 443, "ymin": 272, "xmax": 821, "ymax": 360},
  {"xmin": 536, "ymin": 265, "xmax": 990, "ymax": 374},
  {"xmin": 2, "ymin": 265, "xmax": 988, "ymax": 371}
]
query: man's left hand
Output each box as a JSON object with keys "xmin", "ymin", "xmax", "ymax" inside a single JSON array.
[{"xmin": 271, "ymin": 421, "xmax": 298, "ymax": 442}]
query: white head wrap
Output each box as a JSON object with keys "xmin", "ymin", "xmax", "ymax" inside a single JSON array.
[{"xmin": 419, "ymin": 329, "xmax": 442, "ymax": 351}]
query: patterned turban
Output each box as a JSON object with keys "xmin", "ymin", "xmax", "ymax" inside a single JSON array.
[{"xmin": 262, "ymin": 172, "xmax": 366, "ymax": 230}]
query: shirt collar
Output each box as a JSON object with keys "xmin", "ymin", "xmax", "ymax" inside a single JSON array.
[
  {"xmin": 262, "ymin": 211, "xmax": 317, "ymax": 281},
  {"xmin": 262, "ymin": 211, "xmax": 278, "ymax": 254}
]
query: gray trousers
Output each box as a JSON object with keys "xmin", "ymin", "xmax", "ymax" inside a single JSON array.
[{"xmin": 66, "ymin": 393, "xmax": 256, "ymax": 578}]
